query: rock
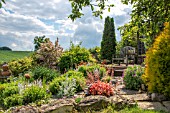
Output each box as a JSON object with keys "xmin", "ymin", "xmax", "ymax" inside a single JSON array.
[
  {"xmin": 109, "ymin": 95, "xmax": 136, "ymax": 110},
  {"xmin": 151, "ymin": 93, "xmax": 167, "ymax": 102},
  {"xmin": 141, "ymin": 84, "xmax": 146, "ymax": 91},
  {"xmin": 111, "ymin": 79, "xmax": 117, "ymax": 84},
  {"xmin": 118, "ymin": 88, "xmax": 140, "ymax": 95},
  {"xmin": 45, "ymin": 105, "xmax": 74, "ymax": 113},
  {"xmin": 162, "ymin": 101, "xmax": 170, "ymax": 112},
  {"xmin": 40, "ymin": 99, "xmax": 74, "ymax": 113},
  {"xmin": 76, "ymin": 95, "xmax": 110, "ymax": 112},
  {"xmin": 138, "ymin": 102, "xmax": 168, "ymax": 112},
  {"xmin": 121, "ymin": 93, "xmax": 151, "ymax": 101},
  {"xmin": 11, "ymin": 105, "xmax": 40, "ymax": 113}
]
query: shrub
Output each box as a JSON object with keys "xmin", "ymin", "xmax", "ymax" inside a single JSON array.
[
  {"xmin": 86, "ymin": 69, "xmax": 100, "ymax": 85},
  {"xmin": 2, "ymin": 86, "xmax": 19, "ymax": 98},
  {"xmin": 23, "ymin": 85, "xmax": 50, "ymax": 104},
  {"xmin": 49, "ymin": 76, "xmax": 65, "ymax": 95},
  {"xmin": 57, "ymin": 78, "xmax": 77, "ymax": 97},
  {"xmin": 33, "ymin": 38, "xmax": 63, "ymax": 68},
  {"xmin": 89, "ymin": 81, "xmax": 113, "ymax": 97},
  {"xmin": 8, "ymin": 57, "xmax": 33, "ymax": 76},
  {"xmin": 59, "ymin": 43, "xmax": 94, "ymax": 73},
  {"xmin": 123, "ymin": 65, "xmax": 144, "ymax": 90},
  {"xmin": 78, "ymin": 64, "xmax": 106, "ymax": 78},
  {"xmin": 3, "ymin": 94, "xmax": 23, "ymax": 108},
  {"xmin": 32, "ymin": 66, "xmax": 60, "ymax": 82},
  {"xmin": 49, "ymin": 70, "xmax": 86, "ymax": 96},
  {"xmin": 101, "ymin": 75, "xmax": 112, "ymax": 83},
  {"xmin": 63, "ymin": 71, "xmax": 86, "ymax": 92},
  {"xmin": 142, "ymin": 22, "xmax": 170, "ymax": 97}
]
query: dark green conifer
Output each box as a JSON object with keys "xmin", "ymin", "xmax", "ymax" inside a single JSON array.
[{"xmin": 101, "ymin": 16, "xmax": 116, "ymax": 62}]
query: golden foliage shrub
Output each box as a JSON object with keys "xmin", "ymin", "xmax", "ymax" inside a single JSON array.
[{"xmin": 142, "ymin": 22, "xmax": 170, "ymax": 97}]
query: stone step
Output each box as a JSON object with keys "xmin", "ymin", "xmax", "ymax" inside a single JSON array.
[
  {"xmin": 137, "ymin": 102, "xmax": 169, "ymax": 112},
  {"xmin": 114, "ymin": 70, "xmax": 124, "ymax": 76}
]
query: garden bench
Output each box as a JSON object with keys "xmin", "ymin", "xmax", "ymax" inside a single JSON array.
[{"xmin": 112, "ymin": 46, "xmax": 136, "ymax": 66}]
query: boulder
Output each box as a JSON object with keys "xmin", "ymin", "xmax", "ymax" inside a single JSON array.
[
  {"xmin": 40, "ymin": 99, "xmax": 74, "ymax": 113},
  {"xmin": 138, "ymin": 102, "xmax": 168, "ymax": 112},
  {"xmin": 76, "ymin": 95, "xmax": 110, "ymax": 112},
  {"xmin": 151, "ymin": 93, "xmax": 167, "ymax": 102}
]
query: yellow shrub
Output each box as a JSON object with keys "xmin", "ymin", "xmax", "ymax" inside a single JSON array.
[
  {"xmin": 142, "ymin": 22, "xmax": 170, "ymax": 97},
  {"xmin": 8, "ymin": 57, "xmax": 33, "ymax": 76}
]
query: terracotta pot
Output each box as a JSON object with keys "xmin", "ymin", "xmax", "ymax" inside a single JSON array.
[
  {"xmin": 2, "ymin": 64, "xmax": 9, "ymax": 71},
  {"xmin": 1, "ymin": 71, "xmax": 11, "ymax": 76},
  {"xmin": 24, "ymin": 73, "xmax": 31, "ymax": 79}
]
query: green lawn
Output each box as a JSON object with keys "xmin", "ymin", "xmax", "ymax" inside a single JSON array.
[
  {"xmin": 0, "ymin": 51, "xmax": 33, "ymax": 63},
  {"xmin": 100, "ymin": 106, "xmax": 167, "ymax": 113}
]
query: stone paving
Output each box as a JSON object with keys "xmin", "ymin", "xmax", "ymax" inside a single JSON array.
[{"xmin": 113, "ymin": 76, "xmax": 170, "ymax": 112}]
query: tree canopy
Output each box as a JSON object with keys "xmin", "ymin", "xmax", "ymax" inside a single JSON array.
[
  {"xmin": 68, "ymin": 0, "xmax": 114, "ymax": 21},
  {"xmin": 120, "ymin": 0, "xmax": 170, "ymax": 47}
]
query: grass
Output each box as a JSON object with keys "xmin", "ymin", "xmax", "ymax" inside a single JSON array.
[
  {"xmin": 0, "ymin": 50, "xmax": 33, "ymax": 63},
  {"xmin": 100, "ymin": 106, "xmax": 167, "ymax": 113}
]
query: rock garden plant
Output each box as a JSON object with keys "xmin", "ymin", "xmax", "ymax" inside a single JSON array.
[{"xmin": 123, "ymin": 65, "xmax": 144, "ymax": 90}]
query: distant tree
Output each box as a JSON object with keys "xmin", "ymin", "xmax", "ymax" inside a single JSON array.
[
  {"xmin": 34, "ymin": 35, "xmax": 49, "ymax": 51},
  {"xmin": 101, "ymin": 16, "xmax": 116, "ymax": 62},
  {"xmin": 0, "ymin": 46, "xmax": 12, "ymax": 51}
]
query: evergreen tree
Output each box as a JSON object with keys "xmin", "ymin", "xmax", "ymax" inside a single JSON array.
[{"xmin": 101, "ymin": 16, "xmax": 116, "ymax": 62}]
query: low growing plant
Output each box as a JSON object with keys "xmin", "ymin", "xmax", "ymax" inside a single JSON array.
[
  {"xmin": 78, "ymin": 64, "xmax": 106, "ymax": 78},
  {"xmin": 3, "ymin": 94, "xmax": 23, "ymax": 108},
  {"xmin": 57, "ymin": 78, "xmax": 77, "ymax": 98},
  {"xmin": 123, "ymin": 65, "xmax": 144, "ymax": 90},
  {"xmin": 89, "ymin": 81, "xmax": 114, "ymax": 97},
  {"xmin": 23, "ymin": 85, "xmax": 50, "ymax": 104}
]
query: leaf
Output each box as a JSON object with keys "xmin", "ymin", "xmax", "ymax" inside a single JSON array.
[
  {"xmin": 100, "ymin": 15, "xmax": 103, "ymax": 19},
  {"xmin": 108, "ymin": 7, "xmax": 110, "ymax": 12},
  {"xmin": 2, "ymin": 0, "xmax": 5, "ymax": 4},
  {"xmin": 90, "ymin": 5, "xmax": 94, "ymax": 11},
  {"xmin": 0, "ymin": 3, "xmax": 2, "ymax": 8}
]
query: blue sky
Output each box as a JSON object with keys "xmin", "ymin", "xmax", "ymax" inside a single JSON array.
[{"xmin": 0, "ymin": 0, "xmax": 132, "ymax": 51}]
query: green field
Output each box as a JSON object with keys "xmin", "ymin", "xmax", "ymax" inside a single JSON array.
[{"xmin": 0, "ymin": 51, "xmax": 33, "ymax": 63}]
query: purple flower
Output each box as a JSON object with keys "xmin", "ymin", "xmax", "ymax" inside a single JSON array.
[
  {"xmin": 133, "ymin": 74, "xmax": 137, "ymax": 77},
  {"xmin": 122, "ymin": 71, "xmax": 124, "ymax": 78}
]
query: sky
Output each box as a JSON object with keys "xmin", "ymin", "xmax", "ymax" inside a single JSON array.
[{"xmin": 0, "ymin": 0, "xmax": 132, "ymax": 51}]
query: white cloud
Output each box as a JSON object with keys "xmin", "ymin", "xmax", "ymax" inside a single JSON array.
[{"xmin": 0, "ymin": 0, "xmax": 131, "ymax": 51}]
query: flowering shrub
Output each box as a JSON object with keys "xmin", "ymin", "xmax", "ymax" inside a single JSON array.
[
  {"xmin": 123, "ymin": 65, "xmax": 144, "ymax": 90},
  {"xmin": 89, "ymin": 81, "xmax": 113, "ymax": 97},
  {"xmin": 33, "ymin": 38, "xmax": 63, "ymax": 68}
]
